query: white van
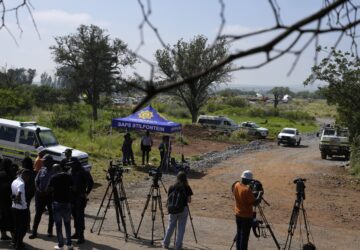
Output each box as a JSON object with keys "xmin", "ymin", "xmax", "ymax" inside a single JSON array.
[
  {"xmin": 197, "ymin": 115, "xmax": 239, "ymax": 132},
  {"xmin": 0, "ymin": 118, "xmax": 91, "ymax": 171}
]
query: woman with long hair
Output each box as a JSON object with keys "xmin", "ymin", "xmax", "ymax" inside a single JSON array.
[{"xmin": 163, "ymin": 171, "xmax": 193, "ymax": 250}]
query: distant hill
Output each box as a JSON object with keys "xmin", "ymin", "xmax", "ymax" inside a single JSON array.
[{"xmin": 219, "ymin": 83, "xmax": 323, "ymax": 92}]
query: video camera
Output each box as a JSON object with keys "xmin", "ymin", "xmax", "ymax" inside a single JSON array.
[
  {"xmin": 250, "ymin": 179, "xmax": 264, "ymax": 197},
  {"xmin": 293, "ymin": 178, "xmax": 306, "ymax": 201},
  {"xmin": 148, "ymin": 168, "xmax": 162, "ymax": 179},
  {"xmin": 106, "ymin": 161, "xmax": 130, "ymax": 181}
]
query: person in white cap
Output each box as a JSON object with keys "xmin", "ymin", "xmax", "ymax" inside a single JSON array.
[{"xmin": 232, "ymin": 170, "xmax": 262, "ymax": 250}]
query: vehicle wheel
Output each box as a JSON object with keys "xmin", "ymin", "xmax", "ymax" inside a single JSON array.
[
  {"xmin": 297, "ymin": 139, "xmax": 301, "ymax": 146},
  {"xmin": 277, "ymin": 141, "xmax": 281, "ymax": 146},
  {"xmin": 255, "ymin": 132, "xmax": 261, "ymax": 139},
  {"xmin": 321, "ymin": 152, "xmax": 326, "ymax": 159}
]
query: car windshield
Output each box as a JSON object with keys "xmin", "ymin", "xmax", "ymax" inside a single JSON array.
[
  {"xmin": 38, "ymin": 130, "xmax": 59, "ymax": 147},
  {"xmin": 282, "ymin": 129, "xmax": 295, "ymax": 134},
  {"xmin": 324, "ymin": 129, "xmax": 335, "ymax": 136},
  {"xmin": 251, "ymin": 123, "xmax": 259, "ymax": 128}
]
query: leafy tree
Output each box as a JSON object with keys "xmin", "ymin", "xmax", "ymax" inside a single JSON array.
[
  {"xmin": 155, "ymin": 35, "xmax": 231, "ymax": 123},
  {"xmin": 50, "ymin": 24, "xmax": 135, "ymax": 120},
  {"xmin": 0, "ymin": 67, "xmax": 36, "ymax": 87},
  {"xmin": 40, "ymin": 72, "xmax": 53, "ymax": 86},
  {"xmin": 268, "ymin": 87, "xmax": 292, "ymax": 108},
  {"xmin": 305, "ymin": 49, "xmax": 360, "ymax": 138},
  {"xmin": 0, "ymin": 87, "xmax": 33, "ymax": 116}
]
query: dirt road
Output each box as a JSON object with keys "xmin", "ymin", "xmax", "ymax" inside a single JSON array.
[{"xmin": 2, "ymin": 137, "xmax": 360, "ymax": 250}]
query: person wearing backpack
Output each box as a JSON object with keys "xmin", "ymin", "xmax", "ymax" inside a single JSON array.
[{"xmin": 163, "ymin": 171, "xmax": 193, "ymax": 250}]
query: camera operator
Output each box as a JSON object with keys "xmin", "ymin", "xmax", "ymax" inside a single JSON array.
[
  {"xmin": 232, "ymin": 170, "xmax": 262, "ymax": 250},
  {"xmin": 70, "ymin": 158, "xmax": 93, "ymax": 244}
]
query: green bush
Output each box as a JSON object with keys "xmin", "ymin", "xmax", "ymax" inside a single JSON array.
[
  {"xmin": 225, "ymin": 96, "xmax": 248, "ymax": 108},
  {"xmin": 206, "ymin": 102, "xmax": 229, "ymax": 113},
  {"xmin": 230, "ymin": 129, "xmax": 248, "ymax": 140},
  {"xmin": 248, "ymin": 107, "xmax": 266, "ymax": 117},
  {"xmin": 350, "ymin": 135, "xmax": 360, "ymax": 176},
  {"xmin": 0, "ymin": 87, "xmax": 33, "ymax": 116},
  {"xmin": 50, "ymin": 106, "xmax": 81, "ymax": 129},
  {"xmin": 280, "ymin": 110, "xmax": 314, "ymax": 121}
]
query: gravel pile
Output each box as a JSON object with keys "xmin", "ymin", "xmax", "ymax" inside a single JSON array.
[{"xmin": 190, "ymin": 140, "xmax": 273, "ymax": 171}]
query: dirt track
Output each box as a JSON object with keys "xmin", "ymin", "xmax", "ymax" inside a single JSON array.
[{"xmin": 2, "ymin": 137, "xmax": 360, "ymax": 250}]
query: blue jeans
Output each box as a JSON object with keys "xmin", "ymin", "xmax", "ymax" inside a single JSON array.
[
  {"xmin": 52, "ymin": 202, "xmax": 72, "ymax": 247},
  {"xmin": 163, "ymin": 206, "xmax": 188, "ymax": 249},
  {"xmin": 236, "ymin": 216, "xmax": 253, "ymax": 250}
]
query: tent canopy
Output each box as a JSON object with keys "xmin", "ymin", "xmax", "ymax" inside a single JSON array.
[{"xmin": 111, "ymin": 105, "xmax": 182, "ymax": 134}]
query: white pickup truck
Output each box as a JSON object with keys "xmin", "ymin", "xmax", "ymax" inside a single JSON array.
[
  {"xmin": 277, "ymin": 128, "xmax": 301, "ymax": 146},
  {"xmin": 319, "ymin": 127, "xmax": 350, "ymax": 160}
]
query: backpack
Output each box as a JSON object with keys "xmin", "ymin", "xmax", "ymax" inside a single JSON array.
[{"xmin": 167, "ymin": 186, "xmax": 187, "ymax": 214}]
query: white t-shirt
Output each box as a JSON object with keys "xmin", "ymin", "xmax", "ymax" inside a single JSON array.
[{"xmin": 11, "ymin": 176, "xmax": 27, "ymax": 210}]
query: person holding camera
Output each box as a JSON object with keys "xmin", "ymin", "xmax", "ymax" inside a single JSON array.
[
  {"xmin": 163, "ymin": 171, "xmax": 193, "ymax": 250},
  {"xmin": 232, "ymin": 170, "xmax": 262, "ymax": 250}
]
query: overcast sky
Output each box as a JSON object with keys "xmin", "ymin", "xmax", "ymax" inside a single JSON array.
[{"xmin": 0, "ymin": 0, "xmax": 353, "ymax": 90}]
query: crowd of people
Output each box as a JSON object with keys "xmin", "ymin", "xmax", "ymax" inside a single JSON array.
[
  {"xmin": 0, "ymin": 139, "xmax": 260, "ymax": 250},
  {"xmin": 0, "ymin": 148, "xmax": 93, "ymax": 250}
]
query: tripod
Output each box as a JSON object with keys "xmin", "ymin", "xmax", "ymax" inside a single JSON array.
[
  {"xmin": 230, "ymin": 198, "xmax": 280, "ymax": 250},
  {"xmin": 284, "ymin": 178, "xmax": 314, "ymax": 250},
  {"xmin": 135, "ymin": 174, "xmax": 167, "ymax": 244},
  {"xmin": 90, "ymin": 167, "xmax": 135, "ymax": 240}
]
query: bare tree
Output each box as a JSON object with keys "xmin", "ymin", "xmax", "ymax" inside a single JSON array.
[{"xmin": 0, "ymin": 0, "xmax": 39, "ymax": 44}]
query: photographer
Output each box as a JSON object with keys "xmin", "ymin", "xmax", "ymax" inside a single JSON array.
[
  {"xmin": 163, "ymin": 171, "xmax": 193, "ymax": 250},
  {"xmin": 232, "ymin": 170, "xmax": 262, "ymax": 250}
]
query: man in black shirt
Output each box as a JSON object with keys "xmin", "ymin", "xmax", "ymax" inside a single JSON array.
[
  {"xmin": 70, "ymin": 159, "xmax": 93, "ymax": 244},
  {"xmin": 48, "ymin": 164, "xmax": 74, "ymax": 250}
]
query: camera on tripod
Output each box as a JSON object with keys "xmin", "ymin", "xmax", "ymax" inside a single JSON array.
[
  {"xmin": 106, "ymin": 161, "xmax": 130, "ymax": 181},
  {"xmin": 249, "ymin": 179, "xmax": 264, "ymax": 197},
  {"xmin": 148, "ymin": 168, "xmax": 162, "ymax": 179},
  {"xmin": 293, "ymin": 178, "xmax": 306, "ymax": 200}
]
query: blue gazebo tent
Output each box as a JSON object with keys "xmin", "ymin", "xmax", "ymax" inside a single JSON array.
[{"xmin": 111, "ymin": 105, "xmax": 182, "ymax": 134}]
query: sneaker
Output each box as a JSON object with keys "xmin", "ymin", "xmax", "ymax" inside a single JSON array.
[
  {"xmin": 54, "ymin": 246, "xmax": 64, "ymax": 250},
  {"xmin": 67, "ymin": 244, "xmax": 74, "ymax": 250},
  {"xmin": 28, "ymin": 233, "xmax": 37, "ymax": 239},
  {"xmin": 162, "ymin": 243, "xmax": 169, "ymax": 249}
]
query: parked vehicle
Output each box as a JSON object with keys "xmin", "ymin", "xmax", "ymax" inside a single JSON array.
[
  {"xmin": 239, "ymin": 121, "xmax": 269, "ymax": 138},
  {"xmin": 197, "ymin": 115, "xmax": 239, "ymax": 133},
  {"xmin": 0, "ymin": 118, "xmax": 91, "ymax": 170},
  {"xmin": 319, "ymin": 127, "xmax": 350, "ymax": 160},
  {"xmin": 277, "ymin": 128, "xmax": 301, "ymax": 146}
]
